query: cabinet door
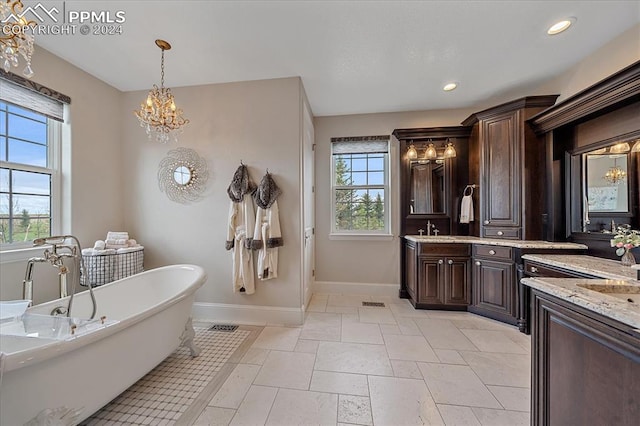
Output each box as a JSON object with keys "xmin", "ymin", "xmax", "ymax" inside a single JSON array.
[
  {"xmin": 418, "ymin": 258, "xmax": 444, "ymax": 305},
  {"xmin": 532, "ymin": 294, "xmax": 640, "ymax": 426},
  {"xmin": 481, "ymin": 111, "xmax": 521, "ymax": 228},
  {"xmin": 472, "ymin": 259, "xmax": 514, "ymax": 317},
  {"xmin": 445, "ymin": 258, "xmax": 471, "ymax": 305},
  {"xmin": 405, "ymin": 243, "xmax": 417, "ymax": 300}
]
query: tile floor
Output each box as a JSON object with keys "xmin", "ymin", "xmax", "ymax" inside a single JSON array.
[{"xmin": 86, "ymin": 293, "xmax": 533, "ymax": 425}]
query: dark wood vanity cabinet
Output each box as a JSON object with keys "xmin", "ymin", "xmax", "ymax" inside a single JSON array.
[
  {"xmin": 418, "ymin": 256, "xmax": 470, "ymax": 306},
  {"xmin": 463, "ymin": 96, "xmax": 559, "ymax": 240},
  {"xmin": 469, "ymin": 245, "xmax": 516, "ymax": 324},
  {"xmin": 404, "ymin": 241, "xmax": 471, "ymax": 309},
  {"xmin": 531, "ymin": 290, "xmax": 640, "ymax": 425}
]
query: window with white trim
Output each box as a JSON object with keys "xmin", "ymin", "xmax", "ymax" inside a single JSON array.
[
  {"xmin": 331, "ymin": 136, "xmax": 390, "ymax": 235},
  {"xmin": 0, "ymin": 75, "xmax": 66, "ymax": 248}
]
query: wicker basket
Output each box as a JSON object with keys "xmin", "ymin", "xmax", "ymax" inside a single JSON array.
[{"xmin": 81, "ymin": 249, "xmax": 144, "ymax": 287}]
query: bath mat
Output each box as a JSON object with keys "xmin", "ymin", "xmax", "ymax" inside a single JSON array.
[
  {"xmin": 81, "ymin": 326, "xmax": 250, "ymax": 425},
  {"xmin": 362, "ymin": 301, "xmax": 386, "ymax": 307}
]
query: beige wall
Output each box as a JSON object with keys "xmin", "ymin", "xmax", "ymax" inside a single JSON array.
[
  {"xmin": 314, "ymin": 109, "xmax": 475, "ymax": 285},
  {"xmin": 120, "ymin": 77, "xmax": 303, "ymax": 311},
  {"xmin": 0, "ymin": 46, "xmax": 123, "ymax": 301}
]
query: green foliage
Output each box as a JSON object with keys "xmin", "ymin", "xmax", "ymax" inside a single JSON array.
[
  {"xmin": 20, "ymin": 209, "xmax": 30, "ymax": 229},
  {"xmin": 334, "ymin": 155, "xmax": 385, "ymax": 231}
]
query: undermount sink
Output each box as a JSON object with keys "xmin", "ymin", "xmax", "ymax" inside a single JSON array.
[{"xmin": 576, "ymin": 281, "xmax": 640, "ymax": 303}]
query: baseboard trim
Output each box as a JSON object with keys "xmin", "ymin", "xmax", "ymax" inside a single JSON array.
[
  {"xmin": 192, "ymin": 302, "xmax": 304, "ymax": 326},
  {"xmin": 314, "ymin": 281, "xmax": 400, "ymax": 297}
]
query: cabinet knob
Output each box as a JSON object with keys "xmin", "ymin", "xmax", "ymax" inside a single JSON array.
[
  {"xmin": 489, "ymin": 249, "xmax": 496, "ymax": 255},
  {"xmin": 438, "ymin": 259, "xmax": 444, "ymax": 264},
  {"xmin": 497, "ymin": 231, "xmax": 504, "ymax": 236},
  {"xmin": 484, "ymin": 220, "xmax": 490, "ymax": 225},
  {"xmin": 530, "ymin": 266, "xmax": 538, "ymax": 273},
  {"xmin": 448, "ymin": 259, "xmax": 453, "ymax": 265},
  {"xmin": 475, "ymin": 261, "xmax": 481, "ymax": 266}
]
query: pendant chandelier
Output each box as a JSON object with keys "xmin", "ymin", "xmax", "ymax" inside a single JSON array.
[
  {"xmin": 134, "ymin": 39, "xmax": 189, "ymax": 143},
  {"xmin": 0, "ymin": 0, "xmax": 35, "ymax": 78},
  {"xmin": 604, "ymin": 166, "xmax": 626, "ymax": 184}
]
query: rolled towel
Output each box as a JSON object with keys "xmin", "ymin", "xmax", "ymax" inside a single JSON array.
[
  {"xmin": 106, "ymin": 231, "xmax": 129, "ymax": 241},
  {"xmin": 94, "ymin": 240, "xmax": 106, "ymax": 250},
  {"xmin": 127, "ymin": 239, "xmax": 138, "ymax": 247}
]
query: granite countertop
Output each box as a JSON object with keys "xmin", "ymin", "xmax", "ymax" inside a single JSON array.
[
  {"xmin": 404, "ymin": 235, "xmax": 588, "ymax": 250},
  {"xmin": 522, "ymin": 254, "xmax": 638, "ymax": 281},
  {"xmin": 522, "ymin": 277, "xmax": 640, "ymax": 330}
]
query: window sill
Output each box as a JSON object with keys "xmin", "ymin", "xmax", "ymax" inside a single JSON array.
[
  {"xmin": 0, "ymin": 246, "xmax": 48, "ymax": 263},
  {"xmin": 329, "ymin": 233, "xmax": 394, "ymax": 241}
]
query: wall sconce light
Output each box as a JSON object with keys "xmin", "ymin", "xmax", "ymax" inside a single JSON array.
[
  {"xmin": 443, "ymin": 140, "xmax": 457, "ymax": 158},
  {"xmin": 407, "ymin": 143, "xmax": 418, "ymax": 160},
  {"xmin": 632, "ymin": 140, "xmax": 640, "ymax": 153},
  {"xmin": 424, "ymin": 141, "xmax": 437, "ymax": 159}
]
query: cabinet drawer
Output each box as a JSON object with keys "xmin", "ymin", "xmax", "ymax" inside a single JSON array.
[
  {"xmin": 523, "ymin": 260, "xmax": 598, "ymax": 279},
  {"xmin": 419, "ymin": 243, "xmax": 471, "ymax": 257},
  {"xmin": 474, "ymin": 244, "xmax": 512, "ymax": 260},
  {"xmin": 483, "ymin": 227, "xmax": 520, "ymax": 239}
]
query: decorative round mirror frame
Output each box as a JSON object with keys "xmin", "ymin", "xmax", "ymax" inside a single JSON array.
[{"xmin": 158, "ymin": 147, "xmax": 208, "ymax": 203}]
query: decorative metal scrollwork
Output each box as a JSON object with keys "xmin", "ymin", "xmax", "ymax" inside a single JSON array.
[{"xmin": 158, "ymin": 147, "xmax": 208, "ymax": 203}]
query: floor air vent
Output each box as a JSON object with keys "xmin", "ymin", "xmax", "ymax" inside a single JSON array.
[
  {"xmin": 209, "ymin": 324, "xmax": 239, "ymax": 332},
  {"xmin": 362, "ymin": 302, "xmax": 386, "ymax": 307}
]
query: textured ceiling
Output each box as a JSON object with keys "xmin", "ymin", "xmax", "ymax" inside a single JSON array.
[{"xmin": 27, "ymin": 1, "xmax": 640, "ymax": 116}]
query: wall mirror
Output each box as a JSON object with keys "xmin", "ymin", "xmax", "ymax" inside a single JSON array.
[
  {"xmin": 158, "ymin": 147, "xmax": 209, "ymax": 204},
  {"xmin": 568, "ymin": 138, "xmax": 639, "ymax": 234},
  {"xmin": 409, "ymin": 159, "xmax": 446, "ymax": 214},
  {"xmin": 585, "ymin": 152, "xmax": 629, "ymax": 213}
]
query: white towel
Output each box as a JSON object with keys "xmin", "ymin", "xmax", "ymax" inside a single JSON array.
[
  {"xmin": 106, "ymin": 231, "xmax": 129, "ymax": 241},
  {"xmin": 127, "ymin": 239, "xmax": 138, "ymax": 247},
  {"xmin": 460, "ymin": 194, "xmax": 474, "ymax": 224},
  {"xmin": 93, "ymin": 240, "xmax": 106, "ymax": 250},
  {"xmin": 81, "ymin": 248, "xmax": 116, "ymax": 256},
  {"xmin": 116, "ymin": 246, "xmax": 144, "ymax": 254}
]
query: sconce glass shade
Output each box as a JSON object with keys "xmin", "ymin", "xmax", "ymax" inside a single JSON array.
[
  {"xmin": 424, "ymin": 143, "xmax": 437, "ymax": 159},
  {"xmin": 610, "ymin": 142, "xmax": 630, "ymax": 153},
  {"xmin": 443, "ymin": 142, "xmax": 457, "ymax": 158},
  {"xmin": 631, "ymin": 140, "xmax": 640, "ymax": 152},
  {"xmin": 407, "ymin": 144, "xmax": 418, "ymax": 160}
]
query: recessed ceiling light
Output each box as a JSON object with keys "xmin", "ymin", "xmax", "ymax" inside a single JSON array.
[
  {"xmin": 443, "ymin": 83, "xmax": 457, "ymax": 92},
  {"xmin": 547, "ymin": 17, "xmax": 575, "ymax": 35}
]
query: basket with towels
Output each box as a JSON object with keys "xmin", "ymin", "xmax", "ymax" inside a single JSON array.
[{"xmin": 81, "ymin": 232, "xmax": 144, "ymax": 287}]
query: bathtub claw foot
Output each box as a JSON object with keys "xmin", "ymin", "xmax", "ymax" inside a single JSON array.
[{"xmin": 180, "ymin": 317, "xmax": 201, "ymax": 357}]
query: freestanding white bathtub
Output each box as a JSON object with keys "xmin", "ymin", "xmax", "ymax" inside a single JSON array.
[{"xmin": 0, "ymin": 264, "xmax": 207, "ymax": 425}]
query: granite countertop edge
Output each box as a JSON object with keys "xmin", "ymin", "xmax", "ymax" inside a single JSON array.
[
  {"xmin": 521, "ymin": 254, "xmax": 638, "ymax": 281},
  {"xmin": 522, "ymin": 277, "xmax": 640, "ymax": 330},
  {"xmin": 403, "ymin": 235, "xmax": 588, "ymax": 249}
]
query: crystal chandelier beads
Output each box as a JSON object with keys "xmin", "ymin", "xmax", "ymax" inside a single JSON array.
[
  {"xmin": 0, "ymin": 0, "xmax": 36, "ymax": 77},
  {"xmin": 134, "ymin": 39, "xmax": 189, "ymax": 143}
]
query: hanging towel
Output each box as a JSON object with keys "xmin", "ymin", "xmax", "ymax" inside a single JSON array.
[{"xmin": 460, "ymin": 187, "xmax": 474, "ymax": 224}]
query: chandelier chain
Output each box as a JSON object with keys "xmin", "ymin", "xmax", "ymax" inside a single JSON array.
[{"xmin": 160, "ymin": 48, "xmax": 165, "ymax": 90}]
